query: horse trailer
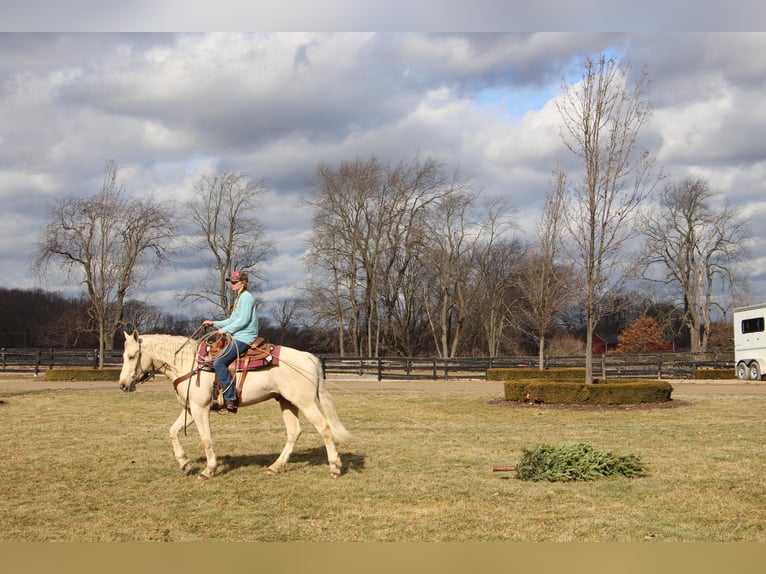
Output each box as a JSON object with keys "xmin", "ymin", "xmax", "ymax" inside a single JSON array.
[{"xmin": 734, "ymin": 303, "xmax": 766, "ymax": 380}]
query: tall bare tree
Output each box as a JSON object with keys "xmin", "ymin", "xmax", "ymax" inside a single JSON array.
[
  {"xmin": 517, "ymin": 170, "xmax": 573, "ymax": 369},
  {"xmin": 183, "ymin": 171, "xmax": 275, "ymax": 316},
  {"xmin": 472, "ymin": 237, "xmax": 525, "ymax": 358},
  {"xmin": 640, "ymin": 176, "xmax": 752, "ymax": 352},
  {"xmin": 422, "ymin": 194, "xmax": 513, "ymax": 358},
  {"xmin": 304, "ymin": 155, "xmax": 447, "ymax": 356},
  {"xmin": 36, "ymin": 160, "xmax": 176, "ymax": 366},
  {"xmin": 556, "ymin": 54, "xmax": 659, "ymax": 383}
]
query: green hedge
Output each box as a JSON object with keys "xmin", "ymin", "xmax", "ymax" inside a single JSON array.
[
  {"xmin": 488, "ymin": 367, "xmax": 585, "ymax": 381},
  {"xmin": 44, "ymin": 368, "xmax": 122, "ymax": 381},
  {"xmin": 504, "ymin": 379, "xmax": 673, "ymax": 405},
  {"xmin": 693, "ymin": 368, "xmax": 735, "ymax": 380}
]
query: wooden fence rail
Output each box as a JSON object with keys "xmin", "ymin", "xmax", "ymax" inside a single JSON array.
[
  {"xmin": 1, "ymin": 347, "xmax": 734, "ymax": 381},
  {"xmin": 1, "ymin": 348, "xmax": 124, "ymax": 376},
  {"xmin": 319, "ymin": 352, "xmax": 734, "ymax": 381}
]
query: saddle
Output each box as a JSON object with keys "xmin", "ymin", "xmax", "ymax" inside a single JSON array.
[{"xmin": 196, "ymin": 335, "xmax": 280, "ymax": 405}]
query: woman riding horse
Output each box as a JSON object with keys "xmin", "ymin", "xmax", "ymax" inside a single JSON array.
[{"xmin": 201, "ymin": 269, "xmax": 258, "ymax": 413}]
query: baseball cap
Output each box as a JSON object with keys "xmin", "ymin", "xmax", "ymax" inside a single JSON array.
[{"xmin": 225, "ymin": 270, "xmax": 248, "ymax": 283}]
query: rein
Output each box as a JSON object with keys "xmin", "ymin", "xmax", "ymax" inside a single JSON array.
[{"xmin": 170, "ymin": 331, "xmax": 232, "ymax": 436}]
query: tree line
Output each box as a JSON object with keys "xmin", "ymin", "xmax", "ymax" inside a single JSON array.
[
  {"xmin": 0, "ymin": 284, "xmax": 736, "ymax": 357},
  {"xmin": 14, "ymin": 54, "xmax": 753, "ymax": 373}
]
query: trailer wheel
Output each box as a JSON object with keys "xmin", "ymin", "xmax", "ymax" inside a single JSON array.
[
  {"xmin": 748, "ymin": 362, "xmax": 762, "ymax": 381},
  {"xmin": 736, "ymin": 362, "xmax": 749, "ymax": 380}
]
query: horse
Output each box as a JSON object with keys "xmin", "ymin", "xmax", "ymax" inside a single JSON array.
[{"xmin": 118, "ymin": 329, "xmax": 351, "ymax": 479}]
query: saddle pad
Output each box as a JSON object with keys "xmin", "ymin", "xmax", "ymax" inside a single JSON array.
[{"xmin": 234, "ymin": 345, "xmax": 280, "ymax": 371}]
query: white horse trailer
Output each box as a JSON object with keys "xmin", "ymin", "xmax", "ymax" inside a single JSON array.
[{"xmin": 734, "ymin": 303, "xmax": 766, "ymax": 380}]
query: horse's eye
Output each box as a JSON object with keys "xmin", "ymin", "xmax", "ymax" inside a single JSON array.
[{"xmin": 127, "ymin": 354, "xmax": 136, "ymax": 361}]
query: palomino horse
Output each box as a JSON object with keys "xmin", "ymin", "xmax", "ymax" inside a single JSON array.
[{"xmin": 118, "ymin": 330, "xmax": 351, "ymax": 478}]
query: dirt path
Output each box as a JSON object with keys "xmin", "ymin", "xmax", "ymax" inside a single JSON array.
[{"xmin": 1, "ymin": 372, "xmax": 765, "ymax": 395}]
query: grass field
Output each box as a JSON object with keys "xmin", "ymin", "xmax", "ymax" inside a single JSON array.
[{"xmin": 1, "ymin": 382, "xmax": 765, "ymax": 542}]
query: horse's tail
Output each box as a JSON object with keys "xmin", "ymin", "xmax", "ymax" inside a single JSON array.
[{"xmin": 314, "ymin": 356, "xmax": 352, "ymax": 443}]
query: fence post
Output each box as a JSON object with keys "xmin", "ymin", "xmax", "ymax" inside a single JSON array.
[
  {"xmin": 34, "ymin": 350, "xmax": 41, "ymax": 377},
  {"xmin": 432, "ymin": 358, "xmax": 437, "ymax": 380},
  {"xmin": 93, "ymin": 350, "xmax": 99, "ymax": 369},
  {"xmin": 377, "ymin": 357, "xmax": 382, "ymax": 382},
  {"xmin": 656, "ymin": 354, "xmax": 662, "ymax": 380}
]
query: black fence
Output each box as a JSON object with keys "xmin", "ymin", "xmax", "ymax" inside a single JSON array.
[
  {"xmin": 1, "ymin": 348, "xmax": 124, "ymax": 375},
  {"xmin": 319, "ymin": 352, "xmax": 735, "ymax": 381},
  {"xmin": 1, "ymin": 347, "xmax": 735, "ymax": 381}
]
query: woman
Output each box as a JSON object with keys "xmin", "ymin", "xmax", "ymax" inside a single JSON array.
[{"xmin": 201, "ymin": 270, "xmax": 259, "ymax": 413}]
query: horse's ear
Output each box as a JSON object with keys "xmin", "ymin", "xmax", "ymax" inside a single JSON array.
[{"xmin": 131, "ymin": 328, "xmax": 140, "ymax": 341}]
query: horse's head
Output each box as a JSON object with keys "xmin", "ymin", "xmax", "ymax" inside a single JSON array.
[{"xmin": 119, "ymin": 329, "xmax": 155, "ymax": 392}]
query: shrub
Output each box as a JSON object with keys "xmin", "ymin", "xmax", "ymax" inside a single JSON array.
[
  {"xmin": 44, "ymin": 368, "xmax": 122, "ymax": 381},
  {"xmin": 503, "ymin": 379, "xmax": 673, "ymax": 404},
  {"xmin": 487, "ymin": 367, "xmax": 585, "ymax": 381},
  {"xmin": 693, "ymin": 368, "xmax": 735, "ymax": 380},
  {"xmin": 516, "ymin": 442, "xmax": 646, "ymax": 482}
]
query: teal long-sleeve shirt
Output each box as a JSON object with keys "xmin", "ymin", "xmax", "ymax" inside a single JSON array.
[{"xmin": 212, "ymin": 290, "xmax": 259, "ymax": 344}]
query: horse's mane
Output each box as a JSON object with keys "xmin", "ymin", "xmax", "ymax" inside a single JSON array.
[{"xmin": 139, "ymin": 333, "xmax": 199, "ymax": 371}]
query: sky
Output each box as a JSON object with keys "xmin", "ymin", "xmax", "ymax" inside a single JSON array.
[{"xmin": 1, "ymin": 8, "xmax": 765, "ymax": 320}]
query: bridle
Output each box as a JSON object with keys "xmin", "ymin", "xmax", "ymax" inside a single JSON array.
[{"xmin": 123, "ymin": 340, "xmax": 161, "ymax": 391}]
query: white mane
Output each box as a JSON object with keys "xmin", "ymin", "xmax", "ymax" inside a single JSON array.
[{"xmin": 139, "ymin": 333, "xmax": 199, "ymax": 373}]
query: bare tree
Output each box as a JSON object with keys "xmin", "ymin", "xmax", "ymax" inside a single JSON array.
[
  {"xmin": 304, "ymin": 155, "xmax": 447, "ymax": 356},
  {"xmin": 422, "ymin": 192, "xmax": 476, "ymax": 358},
  {"xmin": 269, "ymin": 298, "xmax": 300, "ymax": 345},
  {"xmin": 472, "ymin": 237, "xmax": 525, "ymax": 358},
  {"xmin": 304, "ymin": 157, "xmax": 382, "ymax": 355},
  {"xmin": 36, "ymin": 160, "xmax": 176, "ymax": 366},
  {"xmin": 183, "ymin": 171, "xmax": 275, "ymax": 316},
  {"xmin": 640, "ymin": 176, "xmax": 752, "ymax": 352},
  {"xmin": 421, "ymin": 194, "xmax": 512, "ymax": 358},
  {"xmin": 517, "ymin": 170, "xmax": 573, "ymax": 369},
  {"xmin": 556, "ymin": 54, "xmax": 659, "ymax": 383}
]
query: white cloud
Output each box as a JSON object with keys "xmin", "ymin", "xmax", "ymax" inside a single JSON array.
[{"xmin": 2, "ymin": 32, "xmax": 766, "ymax": 318}]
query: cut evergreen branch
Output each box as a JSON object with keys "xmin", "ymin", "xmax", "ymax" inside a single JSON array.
[{"xmin": 516, "ymin": 442, "xmax": 646, "ymax": 482}]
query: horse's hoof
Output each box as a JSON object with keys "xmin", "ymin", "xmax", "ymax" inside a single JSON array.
[
  {"xmin": 181, "ymin": 461, "xmax": 194, "ymax": 475},
  {"xmin": 329, "ymin": 470, "xmax": 341, "ymax": 478}
]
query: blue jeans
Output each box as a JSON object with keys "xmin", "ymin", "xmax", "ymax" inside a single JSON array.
[{"xmin": 213, "ymin": 338, "xmax": 252, "ymax": 402}]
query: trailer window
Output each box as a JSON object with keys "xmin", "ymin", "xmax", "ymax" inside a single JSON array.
[{"xmin": 742, "ymin": 317, "xmax": 765, "ymax": 334}]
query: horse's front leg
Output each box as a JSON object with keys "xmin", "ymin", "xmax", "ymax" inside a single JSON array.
[
  {"xmin": 189, "ymin": 401, "xmax": 217, "ymax": 479},
  {"xmin": 169, "ymin": 409, "xmax": 195, "ymax": 474},
  {"xmin": 268, "ymin": 398, "xmax": 302, "ymax": 475}
]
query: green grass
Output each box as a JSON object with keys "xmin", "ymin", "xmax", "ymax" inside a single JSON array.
[{"xmin": 1, "ymin": 385, "xmax": 765, "ymax": 541}]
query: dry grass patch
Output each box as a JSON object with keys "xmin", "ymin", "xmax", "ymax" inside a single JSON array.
[{"xmin": 1, "ymin": 385, "xmax": 765, "ymax": 541}]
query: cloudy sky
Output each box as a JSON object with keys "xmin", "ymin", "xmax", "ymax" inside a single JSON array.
[{"xmin": 1, "ymin": 27, "xmax": 765, "ymax": 318}]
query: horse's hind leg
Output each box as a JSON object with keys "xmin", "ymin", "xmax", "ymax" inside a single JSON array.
[
  {"xmin": 268, "ymin": 398, "xmax": 302, "ymax": 475},
  {"xmin": 169, "ymin": 410, "xmax": 195, "ymax": 474},
  {"xmin": 300, "ymin": 403, "xmax": 343, "ymax": 477}
]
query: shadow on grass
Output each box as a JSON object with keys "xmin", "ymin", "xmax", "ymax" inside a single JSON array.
[{"xmin": 192, "ymin": 447, "xmax": 365, "ymax": 476}]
